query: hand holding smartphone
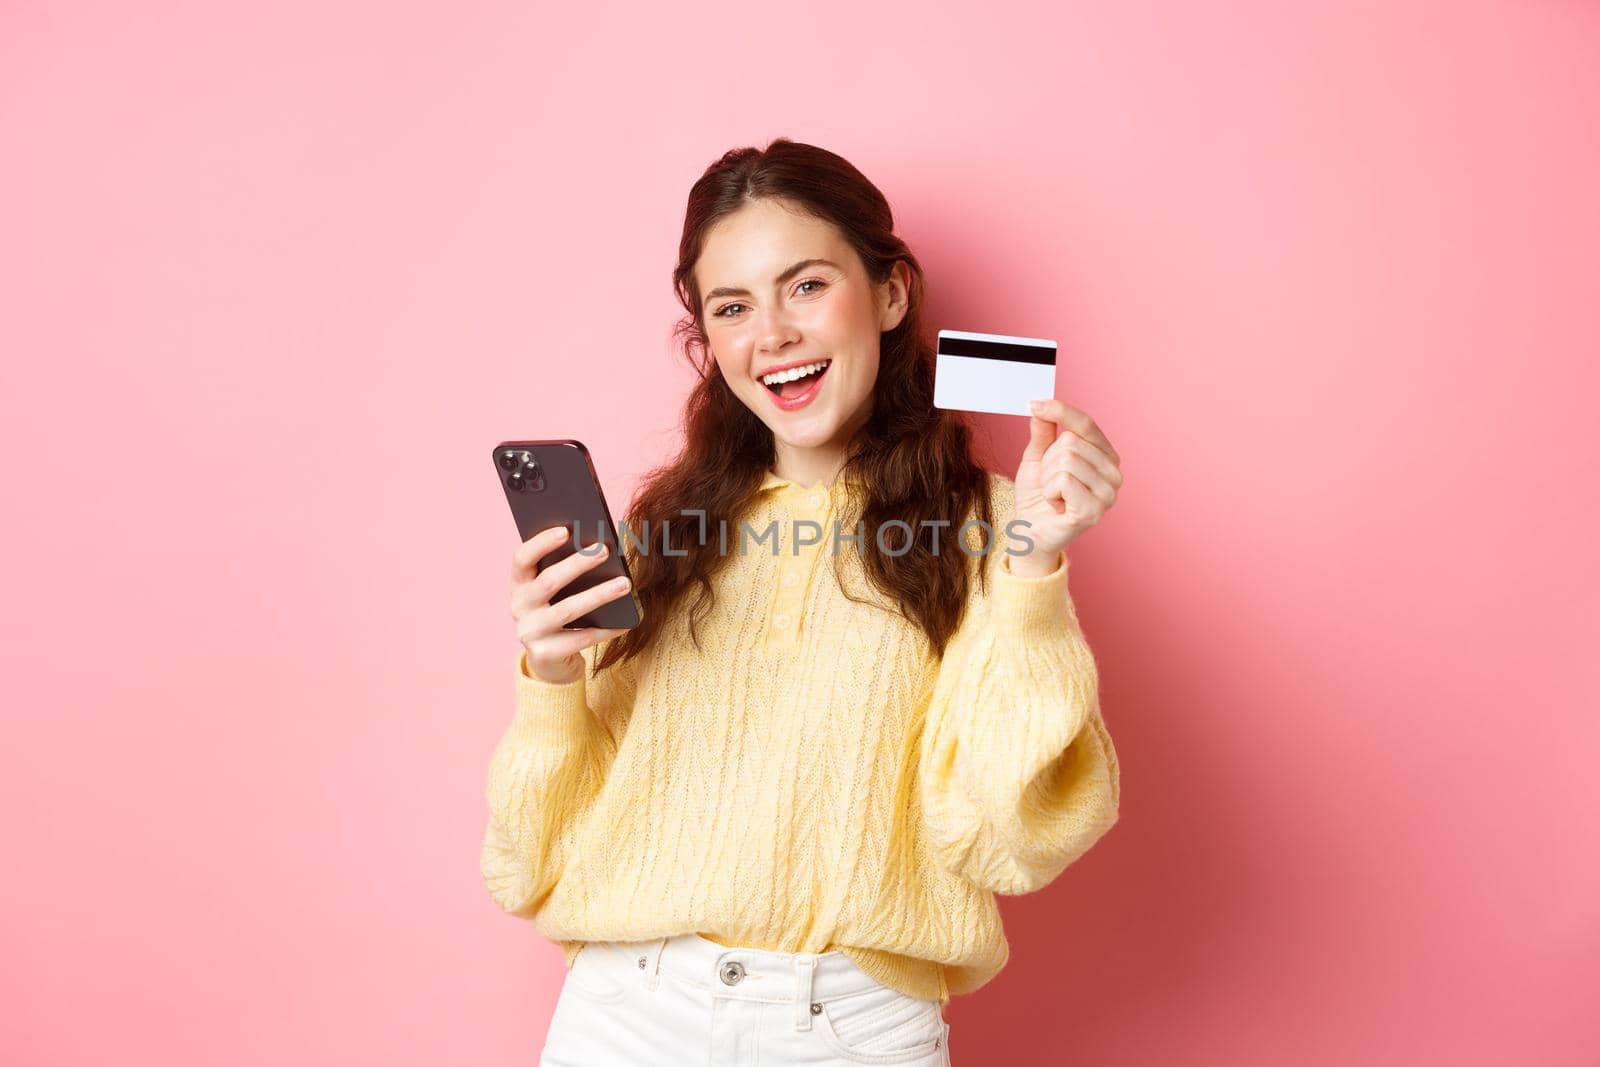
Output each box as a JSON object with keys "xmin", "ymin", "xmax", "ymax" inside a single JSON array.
[{"xmin": 495, "ymin": 440, "xmax": 642, "ymax": 685}]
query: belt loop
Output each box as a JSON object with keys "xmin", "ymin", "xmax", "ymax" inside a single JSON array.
[
  {"xmin": 643, "ymin": 936, "xmax": 667, "ymax": 991},
  {"xmin": 794, "ymin": 955, "xmax": 817, "ymax": 1031}
]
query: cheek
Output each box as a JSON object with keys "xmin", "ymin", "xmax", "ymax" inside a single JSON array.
[
  {"xmin": 708, "ymin": 339, "xmax": 750, "ymax": 381},
  {"xmin": 821, "ymin": 295, "xmax": 862, "ymax": 330},
  {"xmin": 850, "ymin": 357, "xmax": 880, "ymax": 394},
  {"xmin": 816, "ymin": 288, "xmax": 879, "ymax": 341}
]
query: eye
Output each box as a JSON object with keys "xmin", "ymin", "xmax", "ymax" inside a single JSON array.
[{"xmin": 711, "ymin": 279, "xmax": 828, "ymax": 320}]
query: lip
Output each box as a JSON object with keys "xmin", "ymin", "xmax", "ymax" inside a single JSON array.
[
  {"xmin": 763, "ymin": 359, "xmax": 830, "ymax": 412},
  {"xmin": 756, "ymin": 356, "xmax": 830, "ymax": 379}
]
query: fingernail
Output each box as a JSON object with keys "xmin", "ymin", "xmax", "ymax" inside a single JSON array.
[{"xmin": 1028, "ymin": 399, "xmax": 1044, "ymax": 411}]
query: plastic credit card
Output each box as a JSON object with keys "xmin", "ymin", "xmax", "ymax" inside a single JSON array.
[{"xmin": 932, "ymin": 329, "xmax": 1058, "ymax": 416}]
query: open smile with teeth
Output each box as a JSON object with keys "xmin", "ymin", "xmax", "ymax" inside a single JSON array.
[{"xmin": 761, "ymin": 359, "xmax": 831, "ymax": 391}]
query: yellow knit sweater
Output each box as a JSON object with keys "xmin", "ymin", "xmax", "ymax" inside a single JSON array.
[{"xmin": 480, "ymin": 469, "xmax": 1120, "ymax": 1003}]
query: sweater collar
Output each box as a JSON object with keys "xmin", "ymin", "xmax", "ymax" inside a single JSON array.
[{"xmin": 758, "ymin": 468, "xmax": 864, "ymax": 494}]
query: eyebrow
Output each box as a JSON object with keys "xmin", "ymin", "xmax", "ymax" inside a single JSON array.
[{"xmin": 701, "ymin": 258, "xmax": 841, "ymax": 309}]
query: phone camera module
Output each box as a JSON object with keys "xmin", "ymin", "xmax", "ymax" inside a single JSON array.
[{"xmin": 500, "ymin": 449, "xmax": 545, "ymax": 492}]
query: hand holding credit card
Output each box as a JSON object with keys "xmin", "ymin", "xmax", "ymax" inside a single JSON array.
[{"xmin": 932, "ymin": 329, "xmax": 1057, "ymax": 416}]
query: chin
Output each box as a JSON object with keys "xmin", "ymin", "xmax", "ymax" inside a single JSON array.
[
  {"xmin": 773, "ymin": 404, "xmax": 843, "ymax": 437},
  {"xmin": 769, "ymin": 428, "xmax": 831, "ymax": 451}
]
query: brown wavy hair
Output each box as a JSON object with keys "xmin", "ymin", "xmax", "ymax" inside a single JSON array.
[{"xmin": 595, "ymin": 137, "xmax": 995, "ymax": 672}]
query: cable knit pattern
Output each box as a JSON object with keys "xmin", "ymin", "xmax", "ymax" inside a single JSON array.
[{"xmin": 480, "ymin": 470, "xmax": 1120, "ymax": 1003}]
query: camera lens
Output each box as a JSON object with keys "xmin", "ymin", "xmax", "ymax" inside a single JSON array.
[
  {"xmin": 499, "ymin": 452, "xmax": 518, "ymax": 471},
  {"xmin": 508, "ymin": 473, "xmax": 525, "ymax": 491}
]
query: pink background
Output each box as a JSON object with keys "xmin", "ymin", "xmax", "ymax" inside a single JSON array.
[{"xmin": 3, "ymin": 2, "xmax": 1597, "ymax": 1064}]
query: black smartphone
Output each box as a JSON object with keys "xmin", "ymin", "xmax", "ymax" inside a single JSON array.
[{"xmin": 493, "ymin": 439, "xmax": 642, "ymax": 630}]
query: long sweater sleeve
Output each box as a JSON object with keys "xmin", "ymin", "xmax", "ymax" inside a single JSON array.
[
  {"xmin": 917, "ymin": 495, "xmax": 1121, "ymax": 896},
  {"xmin": 479, "ymin": 639, "xmax": 638, "ymax": 918}
]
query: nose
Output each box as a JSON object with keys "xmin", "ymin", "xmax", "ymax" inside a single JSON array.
[{"xmin": 754, "ymin": 303, "xmax": 801, "ymax": 356}]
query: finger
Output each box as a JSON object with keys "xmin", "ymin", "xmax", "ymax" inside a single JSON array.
[
  {"xmin": 1061, "ymin": 469, "xmax": 1098, "ymax": 518},
  {"xmin": 1028, "ymin": 398, "xmax": 1121, "ymax": 466},
  {"xmin": 548, "ymin": 572, "xmax": 634, "ymax": 629},
  {"xmin": 1041, "ymin": 428, "xmax": 1123, "ymax": 489},
  {"xmin": 511, "ymin": 543, "xmax": 619, "ymax": 618},
  {"xmin": 1090, "ymin": 429, "xmax": 1121, "ymax": 469},
  {"xmin": 1020, "ymin": 412, "xmax": 1059, "ymax": 464},
  {"xmin": 1053, "ymin": 453, "xmax": 1116, "ymax": 509},
  {"xmin": 512, "ymin": 524, "xmax": 571, "ymax": 580},
  {"xmin": 529, "ymin": 538, "xmax": 622, "ymax": 607}
]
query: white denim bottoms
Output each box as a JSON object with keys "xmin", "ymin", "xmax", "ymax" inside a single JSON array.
[{"xmin": 538, "ymin": 932, "xmax": 953, "ymax": 1066}]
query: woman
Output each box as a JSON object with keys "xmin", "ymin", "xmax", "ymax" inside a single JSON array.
[{"xmin": 483, "ymin": 138, "xmax": 1125, "ymax": 1066}]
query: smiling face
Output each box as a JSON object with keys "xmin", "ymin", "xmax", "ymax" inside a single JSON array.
[{"xmin": 694, "ymin": 197, "xmax": 908, "ymax": 484}]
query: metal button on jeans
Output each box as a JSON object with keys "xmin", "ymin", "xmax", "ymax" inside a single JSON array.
[{"xmin": 719, "ymin": 961, "xmax": 746, "ymax": 985}]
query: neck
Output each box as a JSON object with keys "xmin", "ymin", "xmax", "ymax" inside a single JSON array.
[
  {"xmin": 770, "ymin": 445, "xmax": 845, "ymax": 489},
  {"xmin": 770, "ymin": 398, "xmax": 871, "ymax": 489}
]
